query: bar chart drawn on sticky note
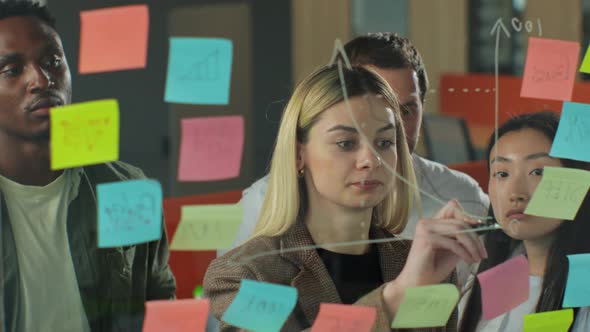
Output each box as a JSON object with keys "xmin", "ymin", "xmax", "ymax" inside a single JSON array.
[
  {"xmin": 521, "ymin": 37, "xmax": 580, "ymax": 101},
  {"xmin": 165, "ymin": 37, "xmax": 233, "ymax": 105},
  {"xmin": 97, "ymin": 179, "xmax": 162, "ymax": 248},
  {"xmin": 50, "ymin": 99, "xmax": 119, "ymax": 170}
]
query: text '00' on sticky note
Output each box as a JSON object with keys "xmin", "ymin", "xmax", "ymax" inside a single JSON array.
[
  {"xmin": 523, "ymin": 309, "xmax": 573, "ymax": 332},
  {"xmin": 524, "ymin": 166, "xmax": 590, "ymax": 220},
  {"xmin": 79, "ymin": 5, "xmax": 149, "ymax": 74},
  {"xmin": 520, "ymin": 37, "xmax": 580, "ymax": 101},
  {"xmin": 311, "ymin": 303, "xmax": 376, "ymax": 332},
  {"xmin": 50, "ymin": 99, "xmax": 119, "ymax": 170},
  {"xmin": 97, "ymin": 179, "xmax": 162, "ymax": 248},
  {"xmin": 477, "ymin": 255, "xmax": 529, "ymax": 320},
  {"xmin": 391, "ymin": 284, "xmax": 459, "ymax": 328},
  {"xmin": 143, "ymin": 298, "xmax": 210, "ymax": 332},
  {"xmin": 550, "ymin": 102, "xmax": 590, "ymax": 163},
  {"xmin": 164, "ymin": 37, "xmax": 233, "ymax": 105},
  {"xmin": 177, "ymin": 116, "xmax": 244, "ymax": 182},
  {"xmin": 222, "ymin": 280, "xmax": 297, "ymax": 332},
  {"xmin": 169, "ymin": 204, "xmax": 243, "ymax": 251}
]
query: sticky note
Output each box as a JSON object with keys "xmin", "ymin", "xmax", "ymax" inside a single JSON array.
[
  {"xmin": 170, "ymin": 204, "xmax": 242, "ymax": 250},
  {"xmin": 79, "ymin": 5, "xmax": 149, "ymax": 74},
  {"xmin": 523, "ymin": 309, "xmax": 573, "ymax": 332},
  {"xmin": 391, "ymin": 284, "xmax": 459, "ymax": 328},
  {"xmin": 177, "ymin": 116, "xmax": 244, "ymax": 181},
  {"xmin": 521, "ymin": 37, "xmax": 580, "ymax": 101},
  {"xmin": 311, "ymin": 303, "xmax": 376, "ymax": 332},
  {"xmin": 550, "ymin": 102, "xmax": 590, "ymax": 163},
  {"xmin": 580, "ymin": 45, "xmax": 590, "ymax": 74},
  {"xmin": 222, "ymin": 280, "xmax": 297, "ymax": 332},
  {"xmin": 563, "ymin": 253, "xmax": 590, "ymax": 307},
  {"xmin": 477, "ymin": 256, "xmax": 529, "ymax": 320},
  {"xmin": 50, "ymin": 99, "xmax": 119, "ymax": 170},
  {"xmin": 143, "ymin": 299, "xmax": 209, "ymax": 332},
  {"xmin": 97, "ymin": 179, "xmax": 162, "ymax": 248},
  {"xmin": 525, "ymin": 166, "xmax": 590, "ymax": 220},
  {"xmin": 164, "ymin": 37, "xmax": 233, "ymax": 105}
]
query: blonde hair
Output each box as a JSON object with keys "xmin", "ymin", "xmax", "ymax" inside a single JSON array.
[{"xmin": 252, "ymin": 65, "xmax": 419, "ymax": 237}]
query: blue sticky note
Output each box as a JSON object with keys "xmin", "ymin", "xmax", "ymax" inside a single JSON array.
[
  {"xmin": 222, "ymin": 280, "xmax": 298, "ymax": 332},
  {"xmin": 164, "ymin": 37, "xmax": 233, "ymax": 105},
  {"xmin": 550, "ymin": 102, "xmax": 590, "ymax": 162},
  {"xmin": 97, "ymin": 179, "xmax": 162, "ymax": 248},
  {"xmin": 563, "ymin": 253, "xmax": 590, "ymax": 307}
]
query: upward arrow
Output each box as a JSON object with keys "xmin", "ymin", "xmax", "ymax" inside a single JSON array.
[{"xmin": 490, "ymin": 18, "xmax": 511, "ymax": 39}]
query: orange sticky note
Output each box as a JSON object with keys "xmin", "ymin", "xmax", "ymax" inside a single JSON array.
[
  {"xmin": 178, "ymin": 116, "xmax": 244, "ymax": 181},
  {"xmin": 79, "ymin": 5, "xmax": 149, "ymax": 74},
  {"xmin": 311, "ymin": 303, "xmax": 376, "ymax": 332},
  {"xmin": 521, "ymin": 37, "xmax": 580, "ymax": 101},
  {"xmin": 143, "ymin": 299, "xmax": 209, "ymax": 332}
]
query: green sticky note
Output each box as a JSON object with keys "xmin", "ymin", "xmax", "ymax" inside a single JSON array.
[
  {"xmin": 169, "ymin": 204, "xmax": 242, "ymax": 250},
  {"xmin": 193, "ymin": 285, "xmax": 203, "ymax": 298},
  {"xmin": 523, "ymin": 308, "xmax": 573, "ymax": 332},
  {"xmin": 391, "ymin": 284, "xmax": 459, "ymax": 328},
  {"xmin": 580, "ymin": 45, "xmax": 590, "ymax": 73},
  {"xmin": 50, "ymin": 99, "xmax": 119, "ymax": 170},
  {"xmin": 524, "ymin": 167, "xmax": 590, "ymax": 220}
]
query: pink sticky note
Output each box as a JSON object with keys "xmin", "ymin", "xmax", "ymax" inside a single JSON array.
[
  {"xmin": 477, "ymin": 255, "xmax": 529, "ymax": 320},
  {"xmin": 178, "ymin": 116, "xmax": 244, "ymax": 181},
  {"xmin": 142, "ymin": 299, "xmax": 209, "ymax": 332},
  {"xmin": 311, "ymin": 303, "xmax": 376, "ymax": 332},
  {"xmin": 79, "ymin": 5, "xmax": 149, "ymax": 74},
  {"xmin": 521, "ymin": 37, "xmax": 580, "ymax": 101}
]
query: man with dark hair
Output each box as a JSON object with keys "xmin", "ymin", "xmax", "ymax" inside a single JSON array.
[
  {"xmin": 227, "ymin": 32, "xmax": 488, "ymax": 262},
  {"xmin": 0, "ymin": 1, "xmax": 175, "ymax": 331}
]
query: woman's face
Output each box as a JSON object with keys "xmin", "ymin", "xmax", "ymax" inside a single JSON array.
[
  {"xmin": 488, "ymin": 128, "xmax": 564, "ymax": 241},
  {"xmin": 298, "ymin": 95, "xmax": 399, "ymax": 211}
]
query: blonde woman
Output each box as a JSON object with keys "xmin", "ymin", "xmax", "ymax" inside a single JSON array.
[{"xmin": 204, "ymin": 66, "xmax": 486, "ymax": 331}]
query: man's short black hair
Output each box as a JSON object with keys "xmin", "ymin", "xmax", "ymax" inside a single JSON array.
[
  {"xmin": 0, "ymin": 0, "xmax": 55, "ymax": 28},
  {"xmin": 344, "ymin": 33, "xmax": 428, "ymax": 103}
]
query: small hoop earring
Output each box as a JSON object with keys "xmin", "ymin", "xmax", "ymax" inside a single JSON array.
[{"xmin": 297, "ymin": 168, "xmax": 305, "ymax": 178}]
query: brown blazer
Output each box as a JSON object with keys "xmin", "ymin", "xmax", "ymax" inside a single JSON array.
[{"xmin": 204, "ymin": 221, "xmax": 458, "ymax": 331}]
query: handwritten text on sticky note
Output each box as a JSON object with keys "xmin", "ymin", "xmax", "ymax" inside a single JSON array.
[
  {"xmin": 165, "ymin": 37, "xmax": 233, "ymax": 105},
  {"xmin": 170, "ymin": 204, "xmax": 242, "ymax": 251},
  {"xmin": 550, "ymin": 102, "xmax": 590, "ymax": 163},
  {"xmin": 525, "ymin": 166, "xmax": 590, "ymax": 220},
  {"xmin": 50, "ymin": 99, "xmax": 119, "ymax": 170},
  {"xmin": 222, "ymin": 280, "xmax": 297, "ymax": 332},
  {"xmin": 523, "ymin": 309, "xmax": 573, "ymax": 332},
  {"xmin": 563, "ymin": 254, "xmax": 590, "ymax": 308},
  {"xmin": 177, "ymin": 116, "xmax": 244, "ymax": 181},
  {"xmin": 98, "ymin": 179, "xmax": 162, "ymax": 248},
  {"xmin": 311, "ymin": 303, "xmax": 376, "ymax": 332},
  {"xmin": 391, "ymin": 284, "xmax": 459, "ymax": 328},
  {"xmin": 521, "ymin": 37, "xmax": 580, "ymax": 101},
  {"xmin": 143, "ymin": 299, "xmax": 209, "ymax": 332},
  {"xmin": 79, "ymin": 5, "xmax": 149, "ymax": 74},
  {"xmin": 477, "ymin": 256, "xmax": 529, "ymax": 320}
]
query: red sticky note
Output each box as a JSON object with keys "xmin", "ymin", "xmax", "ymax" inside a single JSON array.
[
  {"xmin": 477, "ymin": 255, "xmax": 529, "ymax": 320},
  {"xmin": 143, "ymin": 299, "xmax": 209, "ymax": 332},
  {"xmin": 178, "ymin": 116, "xmax": 244, "ymax": 181},
  {"xmin": 79, "ymin": 5, "xmax": 149, "ymax": 74},
  {"xmin": 311, "ymin": 303, "xmax": 376, "ymax": 332},
  {"xmin": 521, "ymin": 37, "xmax": 580, "ymax": 101}
]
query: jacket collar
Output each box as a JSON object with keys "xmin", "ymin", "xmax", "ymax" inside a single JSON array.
[{"xmin": 278, "ymin": 220, "xmax": 408, "ymax": 325}]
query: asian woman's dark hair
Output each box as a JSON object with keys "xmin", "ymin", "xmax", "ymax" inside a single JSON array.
[{"xmin": 460, "ymin": 111, "xmax": 590, "ymax": 331}]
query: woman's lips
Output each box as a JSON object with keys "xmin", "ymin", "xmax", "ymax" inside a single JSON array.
[
  {"xmin": 352, "ymin": 180, "xmax": 382, "ymax": 190},
  {"xmin": 507, "ymin": 213, "xmax": 526, "ymax": 220}
]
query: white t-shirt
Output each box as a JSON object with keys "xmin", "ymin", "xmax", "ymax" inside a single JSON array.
[
  {"xmin": 0, "ymin": 169, "xmax": 91, "ymax": 332},
  {"xmin": 221, "ymin": 154, "xmax": 489, "ymax": 257}
]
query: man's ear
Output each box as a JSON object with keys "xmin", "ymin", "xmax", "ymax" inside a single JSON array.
[{"xmin": 296, "ymin": 142, "xmax": 305, "ymax": 170}]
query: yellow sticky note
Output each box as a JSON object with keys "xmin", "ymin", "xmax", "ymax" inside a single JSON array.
[
  {"xmin": 170, "ymin": 204, "xmax": 242, "ymax": 250},
  {"xmin": 580, "ymin": 45, "xmax": 590, "ymax": 74},
  {"xmin": 524, "ymin": 167, "xmax": 590, "ymax": 220},
  {"xmin": 391, "ymin": 284, "xmax": 459, "ymax": 328},
  {"xmin": 523, "ymin": 309, "xmax": 573, "ymax": 332},
  {"xmin": 50, "ymin": 99, "xmax": 119, "ymax": 170}
]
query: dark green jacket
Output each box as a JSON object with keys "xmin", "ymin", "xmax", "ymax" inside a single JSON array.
[{"xmin": 1, "ymin": 162, "xmax": 176, "ymax": 332}]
